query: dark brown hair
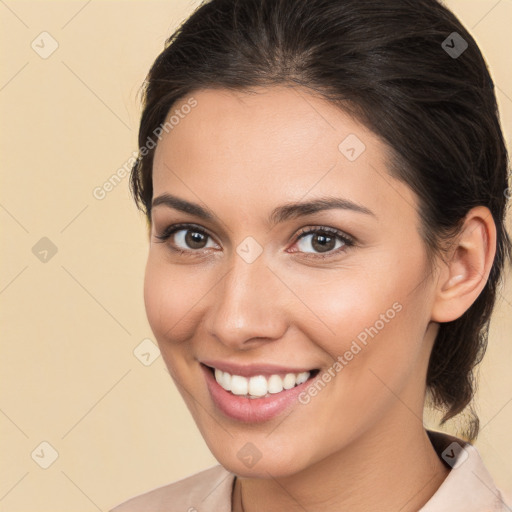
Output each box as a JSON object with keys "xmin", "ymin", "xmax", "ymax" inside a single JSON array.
[{"xmin": 130, "ymin": 0, "xmax": 511, "ymax": 441}]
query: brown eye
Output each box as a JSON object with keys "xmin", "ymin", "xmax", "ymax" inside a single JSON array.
[
  {"xmin": 309, "ymin": 233, "xmax": 337, "ymax": 253},
  {"xmin": 183, "ymin": 230, "xmax": 208, "ymax": 249},
  {"xmin": 293, "ymin": 227, "xmax": 354, "ymax": 258},
  {"xmin": 171, "ymin": 228, "xmax": 216, "ymax": 251},
  {"xmin": 297, "ymin": 232, "xmax": 343, "ymax": 253},
  {"xmin": 155, "ymin": 223, "xmax": 218, "ymax": 254}
]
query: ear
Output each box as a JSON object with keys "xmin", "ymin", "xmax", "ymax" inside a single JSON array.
[{"xmin": 431, "ymin": 206, "xmax": 497, "ymax": 323}]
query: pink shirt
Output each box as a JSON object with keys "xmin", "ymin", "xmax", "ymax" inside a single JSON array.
[{"xmin": 111, "ymin": 431, "xmax": 510, "ymax": 511}]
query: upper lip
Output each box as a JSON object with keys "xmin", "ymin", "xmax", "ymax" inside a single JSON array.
[{"xmin": 201, "ymin": 360, "xmax": 317, "ymax": 377}]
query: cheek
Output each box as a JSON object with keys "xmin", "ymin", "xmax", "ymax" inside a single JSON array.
[
  {"xmin": 290, "ymin": 249, "xmax": 431, "ymax": 402},
  {"xmin": 282, "ymin": 261, "xmax": 410, "ymax": 349},
  {"xmin": 143, "ymin": 255, "xmax": 210, "ymax": 394},
  {"xmin": 144, "ymin": 257, "xmax": 172, "ymax": 338},
  {"xmin": 143, "ymin": 254, "xmax": 205, "ymax": 346}
]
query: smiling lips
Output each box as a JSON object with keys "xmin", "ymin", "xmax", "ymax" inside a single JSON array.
[
  {"xmin": 201, "ymin": 360, "xmax": 318, "ymax": 399},
  {"xmin": 201, "ymin": 362, "xmax": 320, "ymax": 422},
  {"xmin": 214, "ymin": 367, "xmax": 311, "ymax": 398}
]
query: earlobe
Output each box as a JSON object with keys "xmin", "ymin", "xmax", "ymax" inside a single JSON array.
[{"xmin": 431, "ymin": 206, "xmax": 496, "ymax": 323}]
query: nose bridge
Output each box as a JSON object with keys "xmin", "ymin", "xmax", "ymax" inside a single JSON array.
[{"xmin": 207, "ymin": 248, "xmax": 287, "ymax": 346}]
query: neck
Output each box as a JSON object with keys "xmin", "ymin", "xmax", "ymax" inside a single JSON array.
[{"xmin": 233, "ymin": 415, "xmax": 450, "ymax": 512}]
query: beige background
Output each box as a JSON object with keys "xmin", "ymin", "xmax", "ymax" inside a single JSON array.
[{"xmin": 0, "ymin": 1, "xmax": 511, "ymax": 510}]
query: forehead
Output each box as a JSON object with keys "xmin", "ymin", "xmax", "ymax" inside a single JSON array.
[
  {"xmin": 152, "ymin": 86, "xmax": 419, "ymax": 224},
  {"xmin": 165, "ymin": 86, "xmax": 378, "ymax": 166}
]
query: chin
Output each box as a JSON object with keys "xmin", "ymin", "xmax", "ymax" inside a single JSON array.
[
  {"xmin": 205, "ymin": 437, "xmax": 311, "ymax": 479},
  {"xmin": 222, "ymin": 456, "xmax": 305, "ymax": 479}
]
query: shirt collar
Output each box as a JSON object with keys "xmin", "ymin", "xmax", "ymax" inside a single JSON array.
[{"xmin": 419, "ymin": 430, "xmax": 509, "ymax": 511}]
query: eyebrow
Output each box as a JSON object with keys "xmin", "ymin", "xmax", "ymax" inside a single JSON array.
[{"xmin": 151, "ymin": 193, "xmax": 376, "ymax": 226}]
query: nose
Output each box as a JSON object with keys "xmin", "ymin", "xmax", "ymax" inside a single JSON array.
[{"xmin": 205, "ymin": 250, "xmax": 289, "ymax": 350}]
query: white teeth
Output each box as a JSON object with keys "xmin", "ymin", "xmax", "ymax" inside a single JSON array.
[
  {"xmin": 283, "ymin": 373, "xmax": 297, "ymax": 390},
  {"xmin": 221, "ymin": 371, "xmax": 231, "ymax": 390},
  {"xmin": 213, "ymin": 368, "xmax": 311, "ymax": 398},
  {"xmin": 267, "ymin": 374, "xmax": 283, "ymax": 394},
  {"xmin": 215, "ymin": 367, "xmax": 233, "ymax": 391},
  {"xmin": 248, "ymin": 375, "xmax": 267, "ymax": 397},
  {"xmin": 230, "ymin": 375, "xmax": 248, "ymax": 395},
  {"xmin": 296, "ymin": 371, "xmax": 309, "ymax": 385}
]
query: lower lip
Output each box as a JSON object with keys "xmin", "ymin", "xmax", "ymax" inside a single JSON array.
[{"xmin": 201, "ymin": 364, "xmax": 317, "ymax": 423}]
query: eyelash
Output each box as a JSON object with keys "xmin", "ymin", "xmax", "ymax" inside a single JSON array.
[{"xmin": 154, "ymin": 223, "xmax": 355, "ymax": 260}]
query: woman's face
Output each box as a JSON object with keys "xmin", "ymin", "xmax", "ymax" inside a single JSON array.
[{"xmin": 145, "ymin": 86, "xmax": 440, "ymax": 477}]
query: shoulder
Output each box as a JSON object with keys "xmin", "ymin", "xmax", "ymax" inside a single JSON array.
[
  {"xmin": 110, "ymin": 464, "xmax": 235, "ymax": 512},
  {"xmin": 422, "ymin": 430, "xmax": 511, "ymax": 512}
]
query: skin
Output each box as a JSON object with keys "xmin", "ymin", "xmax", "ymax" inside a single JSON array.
[{"xmin": 144, "ymin": 85, "xmax": 496, "ymax": 512}]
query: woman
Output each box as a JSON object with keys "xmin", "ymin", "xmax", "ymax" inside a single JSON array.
[{"xmin": 111, "ymin": 0, "xmax": 511, "ymax": 510}]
